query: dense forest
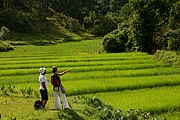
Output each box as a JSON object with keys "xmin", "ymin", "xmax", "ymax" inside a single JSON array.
[{"xmin": 0, "ymin": 0, "xmax": 179, "ymax": 54}]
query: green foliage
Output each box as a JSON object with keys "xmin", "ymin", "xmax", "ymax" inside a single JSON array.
[
  {"xmin": 165, "ymin": 29, "xmax": 180, "ymax": 51},
  {"xmin": 0, "ymin": 84, "xmax": 17, "ymax": 96},
  {"xmin": 20, "ymin": 87, "xmax": 34, "ymax": 98},
  {"xmin": 0, "ymin": 41, "xmax": 14, "ymax": 52},
  {"xmin": 0, "ymin": 0, "xmax": 52, "ymax": 34},
  {"xmin": 53, "ymin": 13, "xmax": 81, "ymax": 32},
  {"xmin": 168, "ymin": 1, "xmax": 180, "ymax": 30},
  {"xmin": 103, "ymin": 0, "xmax": 180, "ymax": 54},
  {"xmin": 165, "ymin": 2, "xmax": 180, "ymax": 51},
  {"xmin": 73, "ymin": 96, "xmax": 152, "ymax": 120},
  {"xmin": 154, "ymin": 50, "xmax": 180, "ymax": 67},
  {"xmin": 84, "ymin": 11, "xmax": 117, "ymax": 36},
  {"xmin": 102, "ymin": 29, "xmax": 128, "ymax": 52},
  {"xmin": 10, "ymin": 12, "xmax": 34, "ymax": 33}
]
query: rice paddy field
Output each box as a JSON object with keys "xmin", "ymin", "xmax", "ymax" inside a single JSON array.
[{"xmin": 0, "ymin": 39, "xmax": 180, "ymax": 119}]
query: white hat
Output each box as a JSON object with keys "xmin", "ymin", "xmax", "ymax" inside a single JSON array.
[{"xmin": 39, "ymin": 67, "xmax": 46, "ymax": 74}]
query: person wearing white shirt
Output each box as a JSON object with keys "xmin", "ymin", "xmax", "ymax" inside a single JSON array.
[{"xmin": 39, "ymin": 67, "xmax": 48, "ymax": 108}]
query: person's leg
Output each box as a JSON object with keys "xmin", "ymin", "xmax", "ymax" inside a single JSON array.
[
  {"xmin": 54, "ymin": 91, "xmax": 60, "ymax": 109},
  {"xmin": 59, "ymin": 91, "xmax": 70, "ymax": 108},
  {"xmin": 40, "ymin": 89, "xmax": 48, "ymax": 108},
  {"xmin": 42, "ymin": 100, "xmax": 47, "ymax": 108}
]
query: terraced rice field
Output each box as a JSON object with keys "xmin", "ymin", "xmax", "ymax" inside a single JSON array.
[{"xmin": 0, "ymin": 40, "xmax": 180, "ymax": 119}]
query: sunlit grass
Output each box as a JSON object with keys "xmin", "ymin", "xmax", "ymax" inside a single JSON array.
[{"xmin": 85, "ymin": 86, "xmax": 180, "ymax": 114}]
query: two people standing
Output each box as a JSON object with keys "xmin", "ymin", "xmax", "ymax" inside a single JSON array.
[{"xmin": 38, "ymin": 66, "xmax": 70, "ymax": 109}]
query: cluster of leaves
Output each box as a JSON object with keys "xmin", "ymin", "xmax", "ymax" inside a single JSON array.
[
  {"xmin": 103, "ymin": 0, "xmax": 180, "ymax": 54},
  {"xmin": 72, "ymin": 96, "xmax": 152, "ymax": 120},
  {"xmin": 0, "ymin": 41, "xmax": 14, "ymax": 52},
  {"xmin": 154, "ymin": 50, "xmax": 180, "ymax": 67}
]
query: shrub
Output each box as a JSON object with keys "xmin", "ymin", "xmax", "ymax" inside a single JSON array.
[
  {"xmin": 154, "ymin": 50, "xmax": 180, "ymax": 67},
  {"xmin": 102, "ymin": 29, "xmax": 128, "ymax": 53},
  {"xmin": 0, "ymin": 41, "xmax": 14, "ymax": 52}
]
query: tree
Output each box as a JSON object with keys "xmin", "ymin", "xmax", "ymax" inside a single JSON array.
[
  {"xmin": 103, "ymin": 0, "xmax": 179, "ymax": 54},
  {"xmin": 166, "ymin": 1, "xmax": 180, "ymax": 51}
]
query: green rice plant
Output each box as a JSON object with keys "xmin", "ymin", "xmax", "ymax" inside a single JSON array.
[
  {"xmin": 0, "ymin": 74, "xmax": 41, "ymax": 85},
  {"xmin": 0, "ymin": 52, "xmax": 152, "ymax": 63},
  {"xmin": 0, "ymin": 73, "xmax": 167, "ymax": 96},
  {"xmin": 67, "ymin": 63, "xmax": 166, "ymax": 73},
  {"xmin": 61, "ymin": 74, "xmax": 180, "ymax": 96},
  {"xmin": 4, "ymin": 74, "xmax": 180, "ymax": 97},
  {"xmin": 0, "ymin": 68, "xmax": 38, "ymax": 77},
  {"xmin": 85, "ymin": 86, "xmax": 180, "ymax": 114},
  {"xmin": 0, "ymin": 59, "xmax": 156, "ymax": 70},
  {"xmin": 61, "ymin": 67, "xmax": 180, "ymax": 81},
  {"xmin": 0, "ymin": 62, "xmax": 165, "ymax": 74}
]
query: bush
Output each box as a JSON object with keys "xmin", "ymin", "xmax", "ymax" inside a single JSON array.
[
  {"xmin": 102, "ymin": 29, "xmax": 128, "ymax": 53},
  {"xmin": 154, "ymin": 50, "xmax": 180, "ymax": 67},
  {"xmin": 0, "ymin": 41, "xmax": 14, "ymax": 52}
]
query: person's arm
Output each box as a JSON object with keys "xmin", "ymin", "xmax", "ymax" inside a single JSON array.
[
  {"xmin": 59, "ymin": 70, "xmax": 71, "ymax": 76},
  {"xmin": 51, "ymin": 76, "xmax": 54, "ymax": 85}
]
